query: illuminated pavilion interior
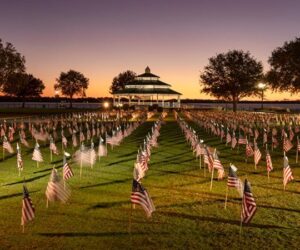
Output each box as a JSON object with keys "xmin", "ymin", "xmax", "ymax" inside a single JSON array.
[{"xmin": 112, "ymin": 67, "xmax": 182, "ymax": 108}]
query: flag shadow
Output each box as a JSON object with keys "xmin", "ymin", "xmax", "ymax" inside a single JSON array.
[
  {"xmin": 159, "ymin": 211, "xmax": 287, "ymax": 229},
  {"xmin": 38, "ymin": 231, "xmax": 169, "ymax": 237}
]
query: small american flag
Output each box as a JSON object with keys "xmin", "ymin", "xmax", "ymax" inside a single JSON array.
[
  {"xmin": 45, "ymin": 168, "xmax": 70, "ymax": 203},
  {"xmin": 231, "ymin": 135, "xmax": 237, "ymax": 149},
  {"xmin": 283, "ymin": 155, "xmax": 294, "ymax": 188},
  {"xmin": 213, "ymin": 150, "xmax": 224, "ymax": 179},
  {"xmin": 131, "ymin": 180, "xmax": 155, "ymax": 218},
  {"xmin": 32, "ymin": 143, "xmax": 43, "ymax": 162},
  {"xmin": 283, "ymin": 136, "xmax": 293, "ymax": 153},
  {"xmin": 245, "ymin": 142, "xmax": 254, "ymax": 157},
  {"xmin": 241, "ymin": 179, "xmax": 257, "ymax": 224},
  {"xmin": 63, "ymin": 153, "xmax": 74, "ymax": 181},
  {"xmin": 21, "ymin": 185, "xmax": 35, "ymax": 226},
  {"xmin": 238, "ymin": 136, "xmax": 247, "ymax": 145},
  {"xmin": 266, "ymin": 150, "xmax": 273, "ymax": 172},
  {"xmin": 3, "ymin": 136, "xmax": 14, "ymax": 154},
  {"xmin": 254, "ymin": 143, "xmax": 261, "ymax": 165},
  {"xmin": 227, "ymin": 164, "xmax": 243, "ymax": 196}
]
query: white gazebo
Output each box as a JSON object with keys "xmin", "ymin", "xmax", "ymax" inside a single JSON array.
[{"xmin": 112, "ymin": 66, "xmax": 182, "ymax": 108}]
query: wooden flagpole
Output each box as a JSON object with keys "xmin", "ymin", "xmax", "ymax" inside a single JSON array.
[
  {"xmin": 283, "ymin": 151, "xmax": 286, "ymax": 191},
  {"xmin": 296, "ymin": 136, "xmax": 299, "ymax": 164},
  {"xmin": 210, "ymin": 168, "xmax": 214, "ymax": 191},
  {"xmin": 266, "ymin": 144, "xmax": 270, "ymax": 183},
  {"xmin": 224, "ymin": 185, "xmax": 229, "ymax": 209},
  {"xmin": 254, "ymin": 137, "xmax": 257, "ymax": 170}
]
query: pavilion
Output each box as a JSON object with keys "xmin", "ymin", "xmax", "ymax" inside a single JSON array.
[{"xmin": 112, "ymin": 67, "xmax": 182, "ymax": 108}]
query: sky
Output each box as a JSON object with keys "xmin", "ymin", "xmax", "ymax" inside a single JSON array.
[{"xmin": 0, "ymin": 0, "xmax": 299, "ymax": 100}]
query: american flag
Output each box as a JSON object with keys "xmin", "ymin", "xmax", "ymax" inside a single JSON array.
[
  {"xmin": 241, "ymin": 179, "xmax": 257, "ymax": 224},
  {"xmin": 254, "ymin": 143, "xmax": 262, "ymax": 165},
  {"xmin": 231, "ymin": 134, "xmax": 237, "ymax": 149},
  {"xmin": 21, "ymin": 185, "xmax": 35, "ymax": 226},
  {"xmin": 263, "ymin": 131, "xmax": 268, "ymax": 144},
  {"xmin": 245, "ymin": 142, "xmax": 254, "ymax": 157},
  {"xmin": 283, "ymin": 136, "xmax": 293, "ymax": 152},
  {"xmin": 213, "ymin": 150, "xmax": 224, "ymax": 179},
  {"xmin": 3, "ymin": 136, "xmax": 14, "ymax": 154},
  {"xmin": 204, "ymin": 147, "xmax": 214, "ymax": 171},
  {"xmin": 130, "ymin": 179, "xmax": 155, "ymax": 218},
  {"xmin": 63, "ymin": 153, "xmax": 74, "ymax": 180},
  {"xmin": 45, "ymin": 168, "xmax": 70, "ymax": 203},
  {"xmin": 227, "ymin": 164, "xmax": 243, "ymax": 196},
  {"xmin": 238, "ymin": 136, "xmax": 247, "ymax": 145},
  {"xmin": 32, "ymin": 143, "xmax": 43, "ymax": 162},
  {"xmin": 283, "ymin": 155, "xmax": 294, "ymax": 188},
  {"xmin": 266, "ymin": 150, "xmax": 273, "ymax": 172},
  {"xmin": 226, "ymin": 130, "xmax": 232, "ymax": 144},
  {"xmin": 283, "ymin": 138, "xmax": 293, "ymax": 152},
  {"xmin": 297, "ymin": 137, "xmax": 300, "ymax": 152},
  {"xmin": 50, "ymin": 137, "xmax": 59, "ymax": 155}
]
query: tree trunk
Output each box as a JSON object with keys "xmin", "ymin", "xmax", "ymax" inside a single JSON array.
[
  {"xmin": 232, "ymin": 99, "xmax": 237, "ymax": 112},
  {"xmin": 69, "ymin": 95, "xmax": 73, "ymax": 109},
  {"xmin": 22, "ymin": 96, "xmax": 25, "ymax": 108}
]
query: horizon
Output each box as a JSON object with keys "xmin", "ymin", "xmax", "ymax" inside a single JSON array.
[{"xmin": 1, "ymin": 0, "xmax": 300, "ymax": 100}]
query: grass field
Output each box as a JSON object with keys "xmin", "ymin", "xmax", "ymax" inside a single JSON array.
[{"xmin": 0, "ymin": 113, "xmax": 299, "ymax": 249}]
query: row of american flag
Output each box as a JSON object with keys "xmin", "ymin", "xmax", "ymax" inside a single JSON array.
[
  {"xmin": 4, "ymin": 111, "xmax": 154, "ymax": 231},
  {"xmin": 176, "ymin": 111, "xmax": 295, "ymax": 225},
  {"xmin": 130, "ymin": 112, "xmax": 167, "ymax": 218}
]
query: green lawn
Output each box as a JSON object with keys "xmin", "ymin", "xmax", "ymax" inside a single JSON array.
[{"xmin": 0, "ymin": 113, "xmax": 299, "ymax": 249}]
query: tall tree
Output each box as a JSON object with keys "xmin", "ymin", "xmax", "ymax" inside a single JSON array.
[
  {"xmin": 55, "ymin": 70, "xmax": 89, "ymax": 108},
  {"xmin": 2, "ymin": 73, "xmax": 45, "ymax": 107},
  {"xmin": 267, "ymin": 37, "xmax": 300, "ymax": 93},
  {"xmin": 0, "ymin": 39, "xmax": 26, "ymax": 89},
  {"xmin": 109, "ymin": 70, "xmax": 136, "ymax": 94},
  {"xmin": 200, "ymin": 50, "xmax": 263, "ymax": 112}
]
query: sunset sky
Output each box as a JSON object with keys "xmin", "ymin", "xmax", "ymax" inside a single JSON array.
[{"xmin": 1, "ymin": 0, "xmax": 299, "ymax": 100}]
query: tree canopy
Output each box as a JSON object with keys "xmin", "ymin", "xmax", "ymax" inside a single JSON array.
[
  {"xmin": 200, "ymin": 50, "xmax": 263, "ymax": 112},
  {"xmin": 0, "ymin": 39, "xmax": 26, "ymax": 89},
  {"xmin": 267, "ymin": 37, "xmax": 300, "ymax": 93},
  {"xmin": 110, "ymin": 70, "xmax": 136, "ymax": 94},
  {"xmin": 55, "ymin": 70, "xmax": 89, "ymax": 108}
]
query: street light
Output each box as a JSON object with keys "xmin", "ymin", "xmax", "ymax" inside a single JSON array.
[
  {"xmin": 103, "ymin": 102, "xmax": 109, "ymax": 109},
  {"xmin": 258, "ymin": 83, "xmax": 266, "ymax": 110}
]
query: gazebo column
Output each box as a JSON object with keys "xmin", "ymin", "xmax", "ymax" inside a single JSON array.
[
  {"xmin": 162, "ymin": 95, "xmax": 164, "ymax": 108},
  {"xmin": 129, "ymin": 95, "xmax": 131, "ymax": 106},
  {"xmin": 156, "ymin": 93, "xmax": 159, "ymax": 104},
  {"xmin": 138, "ymin": 98, "xmax": 140, "ymax": 105},
  {"xmin": 118, "ymin": 96, "xmax": 121, "ymax": 106},
  {"xmin": 150, "ymin": 95, "xmax": 153, "ymax": 106},
  {"xmin": 113, "ymin": 96, "xmax": 116, "ymax": 107},
  {"xmin": 177, "ymin": 95, "xmax": 181, "ymax": 108}
]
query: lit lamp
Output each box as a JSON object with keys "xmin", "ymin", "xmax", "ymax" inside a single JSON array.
[
  {"xmin": 103, "ymin": 102, "xmax": 109, "ymax": 109},
  {"xmin": 258, "ymin": 83, "xmax": 266, "ymax": 110}
]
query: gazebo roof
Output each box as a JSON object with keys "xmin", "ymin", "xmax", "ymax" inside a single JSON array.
[
  {"xmin": 136, "ymin": 66, "xmax": 160, "ymax": 78},
  {"xmin": 125, "ymin": 79, "xmax": 171, "ymax": 86},
  {"xmin": 114, "ymin": 88, "xmax": 182, "ymax": 95}
]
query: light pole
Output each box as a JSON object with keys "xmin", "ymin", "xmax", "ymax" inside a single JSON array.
[{"xmin": 258, "ymin": 83, "xmax": 266, "ymax": 110}]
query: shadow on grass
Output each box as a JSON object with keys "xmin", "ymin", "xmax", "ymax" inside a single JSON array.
[
  {"xmin": 159, "ymin": 211, "xmax": 287, "ymax": 229},
  {"xmin": 38, "ymin": 231, "xmax": 169, "ymax": 237},
  {"xmin": 0, "ymin": 190, "xmax": 39, "ymax": 200},
  {"xmin": 4, "ymin": 173, "xmax": 49, "ymax": 186},
  {"xmin": 79, "ymin": 177, "xmax": 132, "ymax": 189},
  {"xmin": 88, "ymin": 200, "xmax": 130, "ymax": 210}
]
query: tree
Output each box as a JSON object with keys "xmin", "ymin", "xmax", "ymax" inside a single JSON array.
[
  {"xmin": 2, "ymin": 73, "xmax": 45, "ymax": 107},
  {"xmin": 267, "ymin": 37, "xmax": 300, "ymax": 93},
  {"xmin": 200, "ymin": 50, "xmax": 263, "ymax": 112},
  {"xmin": 55, "ymin": 70, "xmax": 89, "ymax": 108},
  {"xmin": 0, "ymin": 39, "xmax": 26, "ymax": 89},
  {"xmin": 109, "ymin": 70, "xmax": 136, "ymax": 94}
]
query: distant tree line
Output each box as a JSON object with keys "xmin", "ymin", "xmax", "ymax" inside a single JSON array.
[{"xmin": 1, "ymin": 36, "xmax": 300, "ymax": 110}]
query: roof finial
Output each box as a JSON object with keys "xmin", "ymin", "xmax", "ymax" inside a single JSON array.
[{"xmin": 145, "ymin": 66, "xmax": 151, "ymax": 73}]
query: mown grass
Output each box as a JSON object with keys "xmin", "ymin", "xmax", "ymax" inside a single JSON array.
[{"xmin": 0, "ymin": 113, "xmax": 299, "ymax": 249}]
